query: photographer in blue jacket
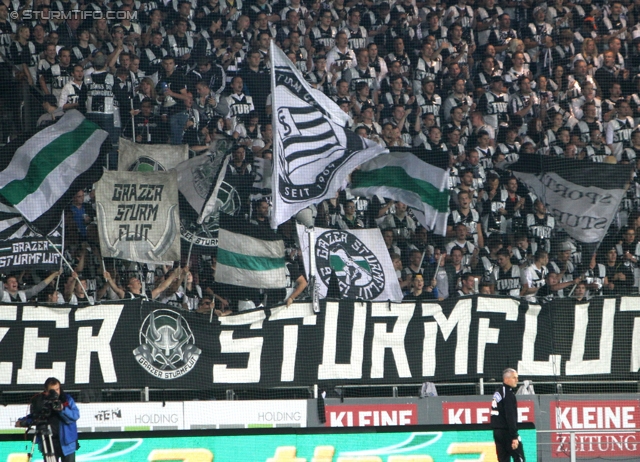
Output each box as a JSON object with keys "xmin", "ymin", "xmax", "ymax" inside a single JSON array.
[{"xmin": 15, "ymin": 377, "xmax": 80, "ymax": 462}]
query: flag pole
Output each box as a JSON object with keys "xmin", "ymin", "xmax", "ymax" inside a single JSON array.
[
  {"xmin": 418, "ymin": 249, "xmax": 426, "ymax": 273},
  {"xmin": 130, "ymin": 99, "xmax": 136, "ymax": 143},
  {"xmin": 269, "ymin": 39, "xmax": 278, "ymax": 230},
  {"xmin": 296, "ymin": 207, "xmax": 318, "ymax": 311},
  {"xmin": 52, "ymin": 239, "xmax": 93, "ymax": 304},
  {"xmin": 186, "ymin": 239, "xmax": 195, "ymax": 267},
  {"xmin": 55, "ymin": 212, "xmax": 65, "ymax": 293},
  {"xmin": 434, "ymin": 253, "xmax": 443, "ymax": 288},
  {"xmin": 23, "ymin": 219, "xmax": 93, "ymax": 304},
  {"xmin": 307, "ymin": 226, "xmax": 319, "ymax": 313}
]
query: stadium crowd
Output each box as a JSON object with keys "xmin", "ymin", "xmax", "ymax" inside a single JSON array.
[{"xmin": 1, "ymin": 0, "xmax": 640, "ymax": 312}]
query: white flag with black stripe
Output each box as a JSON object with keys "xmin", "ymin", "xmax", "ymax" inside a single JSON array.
[{"xmin": 270, "ymin": 41, "xmax": 387, "ymax": 228}]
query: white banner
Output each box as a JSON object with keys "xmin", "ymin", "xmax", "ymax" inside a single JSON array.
[
  {"xmin": 76, "ymin": 402, "xmax": 185, "ymax": 431},
  {"xmin": 0, "ymin": 400, "xmax": 305, "ymax": 432},
  {"xmin": 250, "ymin": 157, "xmax": 272, "ymax": 201},
  {"xmin": 96, "ymin": 171, "xmax": 181, "ymax": 265},
  {"xmin": 183, "ymin": 400, "xmax": 307, "ymax": 429},
  {"xmin": 118, "ymin": 138, "xmax": 189, "ymax": 172},
  {"xmin": 297, "ymin": 225, "xmax": 403, "ymax": 301}
]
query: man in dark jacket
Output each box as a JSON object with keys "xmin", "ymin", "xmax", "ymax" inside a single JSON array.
[{"xmin": 490, "ymin": 368, "xmax": 525, "ymax": 462}]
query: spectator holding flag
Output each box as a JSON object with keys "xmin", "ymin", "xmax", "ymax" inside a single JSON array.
[
  {"xmin": 403, "ymin": 274, "xmax": 437, "ymax": 301},
  {"xmin": 0, "ymin": 271, "xmax": 61, "ymax": 303},
  {"xmin": 103, "ymin": 267, "xmax": 184, "ymax": 301}
]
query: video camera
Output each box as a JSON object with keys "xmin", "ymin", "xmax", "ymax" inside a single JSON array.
[{"xmin": 29, "ymin": 389, "xmax": 63, "ymax": 423}]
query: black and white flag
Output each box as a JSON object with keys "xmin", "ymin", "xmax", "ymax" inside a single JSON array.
[
  {"xmin": 506, "ymin": 156, "xmax": 632, "ymax": 243},
  {"xmin": 176, "ymin": 146, "xmax": 237, "ymax": 249},
  {"xmin": 0, "ymin": 203, "xmax": 62, "ymax": 272},
  {"xmin": 297, "ymin": 224, "xmax": 403, "ymax": 301},
  {"xmin": 270, "ymin": 42, "xmax": 387, "ymax": 228}
]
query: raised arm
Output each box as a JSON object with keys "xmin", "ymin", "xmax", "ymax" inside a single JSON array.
[{"xmin": 103, "ymin": 270, "xmax": 125, "ymax": 299}]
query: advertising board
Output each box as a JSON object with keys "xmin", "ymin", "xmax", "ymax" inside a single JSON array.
[
  {"xmin": 0, "ymin": 400, "xmax": 306, "ymax": 433},
  {"xmin": 1, "ymin": 426, "xmax": 537, "ymax": 462},
  {"xmin": 442, "ymin": 400, "xmax": 535, "ymax": 424},
  {"xmin": 550, "ymin": 400, "xmax": 640, "ymax": 458},
  {"xmin": 325, "ymin": 404, "xmax": 418, "ymax": 427}
]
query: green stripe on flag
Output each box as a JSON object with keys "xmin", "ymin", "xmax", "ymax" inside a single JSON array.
[
  {"xmin": 353, "ymin": 166, "xmax": 450, "ymax": 212},
  {"xmin": 218, "ymin": 248, "xmax": 285, "ymax": 271},
  {"xmin": 0, "ymin": 119, "xmax": 99, "ymax": 205}
]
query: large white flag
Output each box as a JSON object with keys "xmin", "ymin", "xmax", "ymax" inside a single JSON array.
[
  {"xmin": 296, "ymin": 224, "xmax": 403, "ymax": 302},
  {"xmin": 270, "ymin": 41, "xmax": 387, "ymax": 229}
]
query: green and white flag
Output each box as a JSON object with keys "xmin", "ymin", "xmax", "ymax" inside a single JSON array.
[
  {"xmin": 350, "ymin": 148, "xmax": 450, "ymax": 235},
  {"xmin": 216, "ymin": 213, "xmax": 286, "ymax": 289},
  {"xmin": 296, "ymin": 225, "xmax": 403, "ymax": 301},
  {"xmin": 0, "ymin": 110, "xmax": 108, "ymax": 224}
]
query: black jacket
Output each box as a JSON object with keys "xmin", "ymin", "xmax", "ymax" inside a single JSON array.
[{"xmin": 490, "ymin": 383, "xmax": 519, "ymax": 439}]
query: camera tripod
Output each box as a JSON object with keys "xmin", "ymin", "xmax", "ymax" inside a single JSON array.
[{"xmin": 26, "ymin": 423, "xmax": 58, "ymax": 462}]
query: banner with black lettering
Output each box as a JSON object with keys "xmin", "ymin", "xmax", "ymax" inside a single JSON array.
[
  {"xmin": 250, "ymin": 157, "xmax": 272, "ymax": 201},
  {"xmin": 0, "ymin": 296, "xmax": 638, "ymax": 389},
  {"xmin": 95, "ymin": 171, "xmax": 180, "ymax": 265},
  {"xmin": 505, "ymin": 156, "xmax": 633, "ymax": 243}
]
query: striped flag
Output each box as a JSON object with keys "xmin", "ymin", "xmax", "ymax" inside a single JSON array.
[
  {"xmin": 270, "ymin": 41, "xmax": 387, "ymax": 228},
  {"xmin": 216, "ymin": 213, "xmax": 286, "ymax": 289},
  {"xmin": 350, "ymin": 148, "xmax": 451, "ymax": 235},
  {"xmin": 0, "ymin": 203, "xmax": 26, "ymax": 241},
  {"xmin": 0, "ymin": 110, "xmax": 108, "ymax": 231},
  {"xmin": 505, "ymin": 156, "xmax": 632, "ymax": 243}
]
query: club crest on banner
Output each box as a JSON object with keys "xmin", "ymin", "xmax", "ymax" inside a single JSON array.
[
  {"xmin": 316, "ymin": 230, "xmax": 385, "ymax": 300},
  {"xmin": 275, "ymin": 92, "xmax": 364, "ymax": 204},
  {"xmin": 128, "ymin": 156, "xmax": 167, "ymax": 172},
  {"xmin": 117, "ymin": 138, "xmax": 189, "ymax": 172},
  {"xmin": 270, "ymin": 42, "xmax": 387, "ymax": 229},
  {"xmin": 133, "ymin": 309, "xmax": 202, "ymax": 380},
  {"xmin": 179, "ymin": 141, "xmax": 241, "ymax": 248}
]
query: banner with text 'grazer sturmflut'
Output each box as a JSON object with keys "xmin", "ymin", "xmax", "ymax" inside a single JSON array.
[
  {"xmin": 0, "ymin": 203, "xmax": 62, "ymax": 272},
  {"xmin": 0, "ymin": 296, "xmax": 638, "ymax": 389}
]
